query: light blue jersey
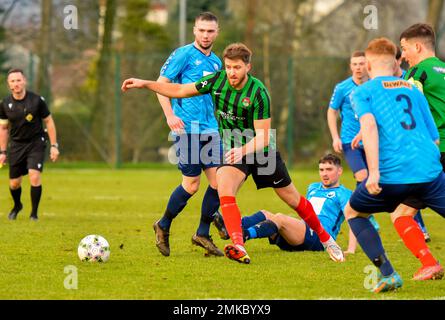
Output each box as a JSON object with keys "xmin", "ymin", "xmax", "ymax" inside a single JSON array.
[
  {"xmin": 352, "ymin": 76, "xmax": 441, "ymax": 184},
  {"xmin": 160, "ymin": 43, "xmax": 222, "ymax": 134},
  {"xmin": 306, "ymin": 182, "xmax": 351, "ymax": 240},
  {"xmin": 329, "ymin": 77, "xmax": 362, "ymax": 143}
]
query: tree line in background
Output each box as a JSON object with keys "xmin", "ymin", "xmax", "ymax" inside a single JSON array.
[{"xmin": 0, "ymin": 0, "xmax": 444, "ymax": 166}]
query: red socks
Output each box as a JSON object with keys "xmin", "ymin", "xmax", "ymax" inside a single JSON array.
[
  {"xmin": 394, "ymin": 216, "xmax": 437, "ymax": 267},
  {"xmin": 219, "ymin": 196, "xmax": 244, "ymax": 246},
  {"xmin": 296, "ymin": 196, "xmax": 330, "ymax": 243}
]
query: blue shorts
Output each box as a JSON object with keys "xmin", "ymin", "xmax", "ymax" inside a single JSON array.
[
  {"xmin": 173, "ymin": 133, "xmax": 222, "ymax": 177},
  {"xmin": 349, "ymin": 172, "xmax": 445, "ymax": 217},
  {"xmin": 269, "ymin": 223, "xmax": 324, "ymax": 252},
  {"xmin": 342, "ymin": 143, "xmax": 367, "ymax": 174}
]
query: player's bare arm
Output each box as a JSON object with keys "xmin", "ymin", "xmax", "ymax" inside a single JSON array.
[
  {"xmin": 121, "ymin": 78, "xmax": 200, "ymax": 99},
  {"xmin": 43, "ymin": 115, "xmax": 59, "ymax": 162},
  {"xmin": 156, "ymin": 76, "xmax": 185, "ymax": 133},
  {"xmin": 360, "ymin": 114, "xmax": 381, "ymax": 195},
  {"xmin": 224, "ymin": 118, "xmax": 271, "ymax": 164},
  {"xmin": 327, "ymin": 108, "xmax": 342, "ymax": 153}
]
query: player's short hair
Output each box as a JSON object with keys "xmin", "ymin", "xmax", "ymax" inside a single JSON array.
[
  {"xmin": 351, "ymin": 51, "xmax": 365, "ymax": 58},
  {"xmin": 223, "ymin": 43, "xmax": 252, "ymax": 64},
  {"xmin": 195, "ymin": 12, "xmax": 218, "ymax": 24},
  {"xmin": 319, "ymin": 154, "xmax": 342, "ymax": 167},
  {"xmin": 365, "ymin": 37, "xmax": 397, "ymax": 57},
  {"xmin": 7, "ymin": 68, "xmax": 25, "ymax": 77},
  {"xmin": 400, "ymin": 23, "xmax": 435, "ymax": 50}
]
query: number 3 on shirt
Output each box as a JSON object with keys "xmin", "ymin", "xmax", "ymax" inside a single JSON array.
[{"xmin": 397, "ymin": 94, "xmax": 416, "ymax": 130}]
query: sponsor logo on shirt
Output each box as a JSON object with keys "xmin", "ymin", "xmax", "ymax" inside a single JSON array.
[
  {"xmin": 214, "ymin": 63, "xmax": 220, "ymax": 70},
  {"xmin": 25, "ymin": 113, "xmax": 33, "ymax": 122},
  {"xmin": 218, "ymin": 110, "xmax": 246, "ymax": 121},
  {"xmin": 382, "ymin": 80, "xmax": 412, "ymax": 89},
  {"xmin": 433, "ymin": 66, "xmax": 445, "ymax": 74},
  {"xmin": 326, "ymin": 191, "xmax": 336, "ymax": 199}
]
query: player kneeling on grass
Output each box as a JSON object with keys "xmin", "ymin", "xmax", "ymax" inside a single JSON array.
[{"xmin": 213, "ymin": 154, "xmax": 378, "ymax": 254}]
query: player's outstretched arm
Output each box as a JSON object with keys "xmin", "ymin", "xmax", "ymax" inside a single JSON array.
[{"xmin": 121, "ymin": 78, "xmax": 200, "ymax": 99}]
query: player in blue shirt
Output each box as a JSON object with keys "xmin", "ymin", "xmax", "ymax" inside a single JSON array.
[
  {"xmin": 346, "ymin": 38, "xmax": 445, "ymax": 293},
  {"xmin": 152, "ymin": 12, "xmax": 223, "ymax": 258},
  {"xmin": 327, "ymin": 51, "xmax": 369, "ymax": 184}
]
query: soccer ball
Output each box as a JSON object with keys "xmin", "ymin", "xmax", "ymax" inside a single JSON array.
[{"xmin": 78, "ymin": 235, "xmax": 110, "ymax": 262}]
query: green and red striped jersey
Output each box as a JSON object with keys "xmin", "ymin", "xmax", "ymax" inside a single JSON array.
[{"xmin": 195, "ymin": 70, "xmax": 271, "ymax": 150}]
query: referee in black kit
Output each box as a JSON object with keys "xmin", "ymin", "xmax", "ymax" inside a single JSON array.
[{"xmin": 0, "ymin": 69, "xmax": 59, "ymax": 221}]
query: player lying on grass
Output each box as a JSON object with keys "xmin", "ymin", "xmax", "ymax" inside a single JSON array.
[
  {"xmin": 213, "ymin": 154, "xmax": 379, "ymax": 254},
  {"xmin": 121, "ymin": 43, "xmax": 345, "ymax": 264}
]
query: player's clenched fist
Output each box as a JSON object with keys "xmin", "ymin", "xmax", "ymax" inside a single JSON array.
[
  {"xmin": 225, "ymin": 147, "xmax": 244, "ymax": 164},
  {"xmin": 121, "ymin": 78, "xmax": 147, "ymax": 92}
]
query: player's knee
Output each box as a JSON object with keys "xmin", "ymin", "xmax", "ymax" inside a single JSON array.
[
  {"xmin": 183, "ymin": 179, "xmax": 200, "ymax": 194},
  {"xmin": 9, "ymin": 179, "xmax": 21, "ymax": 190},
  {"xmin": 29, "ymin": 172, "xmax": 42, "ymax": 187},
  {"xmin": 390, "ymin": 205, "xmax": 417, "ymax": 223},
  {"xmin": 261, "ymin": 210, "xmax": 273, "ymax": 219},
  {"xmin": 269, "ymin": 213, "xmax": 286, "ymax": 226}
]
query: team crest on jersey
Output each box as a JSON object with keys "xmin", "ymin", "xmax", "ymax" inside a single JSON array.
[
  {"xmin": 326, "ymin": 191, "xmax": 336, "ymax": 199},
  {"xmin": 241, "ymin": 97, "xmax": 251, "ymax": 108},
  {"xmin": 195, "ymin": 59, "xmax": 202, "ymax": 66},
  {"xmin": 214, "ymin": 63, "xmax": 219, "ymax": 71},
  {"xmin": 25, "ymin": 113, "xmax": 33, "ymax": 122},
  {"xmin": 8, "ymin": 103, "xmax": 12, "ymax": 109}
]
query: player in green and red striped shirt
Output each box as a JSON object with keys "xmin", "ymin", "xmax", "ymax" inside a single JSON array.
[{"xmin": 121, "ymin": 43, "xmax": 344, "ymax": 264}]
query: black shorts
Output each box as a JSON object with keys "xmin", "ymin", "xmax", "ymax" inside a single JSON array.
[
  {"xmin": 217, "ymin": 151, "xmax": 292, "ymax": 189},
  {"xmin": 8, "ymin": 136, "xmax": 47, "ymax": 179}
]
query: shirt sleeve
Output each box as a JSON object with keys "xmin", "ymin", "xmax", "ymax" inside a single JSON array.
[
  {"xmin": 253, "ymin": 88, "xmax": 271, "ymax": 120},
  {"xmin": 195, "ymin": 72, "xmax": 219, "ymax": 94},
  {"xmin": 160, "ymin": 48, "xmax": 188, "ymax": 81},
  {"xmin": 38, "ymin": 96, "xmax": 51, "ymax": 119},
  {"xmin": 329, "ymin": 84, "xmax": 344, "ymax": 110},
  {"xmin": 350, "ymin": 86, "xmax": 372, "ymax": 119}
]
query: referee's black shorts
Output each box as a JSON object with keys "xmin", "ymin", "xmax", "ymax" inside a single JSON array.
[
  {"xmin": 8, "ymin": 136, "xmax": 47, "ymax": 179},
  {"xmin": 217, "ymin": 151, "xmax": 292, "ymax": 189}
]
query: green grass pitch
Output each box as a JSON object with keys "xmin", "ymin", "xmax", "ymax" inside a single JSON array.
[{"xmin": 0, "ymin": 167, "xmax": 444, "ymax": 299}]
